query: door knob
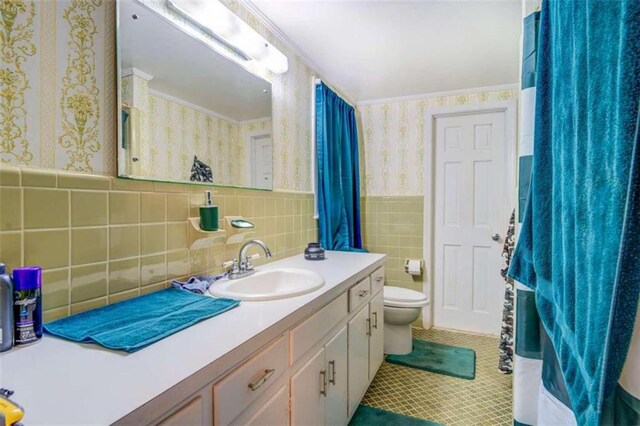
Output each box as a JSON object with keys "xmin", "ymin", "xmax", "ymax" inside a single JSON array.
[{"xmin": 491, "ymin": 233, "xmax": 500, "ymax": 241}]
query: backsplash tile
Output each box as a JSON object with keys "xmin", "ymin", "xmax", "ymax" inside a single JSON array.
[
  {"xmin": 0, "ymin": 188, "xmax": 22, "ymax": 230},
  {"xmin": 71, "ymin": 263, "xmax": 108, "ymax": 304},
  {"xmin": 109, "ymin": 192, "xmax": 139, "ymax": 224},
  {"xmin": 0, "ymin": 166, "xmax": 317, "ymax": 320},
  {"xmin": 71, "ymin": 191, "xmax": 108, "ymax": 226},
  {"xmin": 71, "ymin": 227, "xmax": 108, "ymax": 265},
  {"xmin": 23, "ymin": 188, "xmax": 69, "ymax": 229},
  {"xmin": 24, "ymin": 229, "xmax": 69, "ymax": 269}
]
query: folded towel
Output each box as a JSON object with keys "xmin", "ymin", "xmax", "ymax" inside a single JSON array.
[
  {"xmin": 44, "ymin": 288, "xmax": 239, "ymax": 352},
  {"xmin": 171, "ymin": 272, "xmax": 227, "ymax": 294}
]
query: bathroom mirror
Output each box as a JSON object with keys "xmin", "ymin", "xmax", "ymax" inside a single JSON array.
[{"xmin": 117, "ymin": 0, "xmax": 273, "ymax": 190}]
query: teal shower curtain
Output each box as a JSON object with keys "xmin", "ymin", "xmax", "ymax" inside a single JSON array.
[
  {"xmin": 315, "ymin": 82, "xmax": 365, "ymax": 252},
  {"xmin": 509, "ymin": 1, "xmax": 640, "ymax": 424}
]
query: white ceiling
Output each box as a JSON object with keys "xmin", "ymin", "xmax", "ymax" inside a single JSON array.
[{"xmin": 247, "ymin": 0, "xmax": 522, "ymax": 102}]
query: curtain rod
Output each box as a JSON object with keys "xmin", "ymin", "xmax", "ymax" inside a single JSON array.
[{"xmin": 314, "ymin": 77, "xmax": 356, "ymax": 108}]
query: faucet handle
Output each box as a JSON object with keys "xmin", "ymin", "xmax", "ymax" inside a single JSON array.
[{"xmin": 231, "ymin": 258, "xmax": 240, "ymax": 274}]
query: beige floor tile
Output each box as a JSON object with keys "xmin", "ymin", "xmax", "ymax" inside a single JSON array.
[{"xmin": 361, "ymin": 328, "xmax": 512, "ymax": 426}]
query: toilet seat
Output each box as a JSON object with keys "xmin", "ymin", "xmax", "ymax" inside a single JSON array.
[{"xmin": 383, "ymin": 286, "xmax": 429, "ymax": 308}]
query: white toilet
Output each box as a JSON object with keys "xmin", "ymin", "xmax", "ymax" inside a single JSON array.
[{"xmin": 383, "ymin": 286, "xmax": 429, "ymax": 355}]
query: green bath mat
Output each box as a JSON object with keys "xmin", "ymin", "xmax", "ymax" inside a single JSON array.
[
  {"xmin": 349, "ymin": 405, "xmax": 442, "ymax": 426},
  {"xmin": 386, "ymin": 338, "xmax": 476, "ymax": 380}
]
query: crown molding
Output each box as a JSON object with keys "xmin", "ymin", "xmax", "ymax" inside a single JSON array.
[
  {"xmin": 239, "ymin": 0, "xmax": 328, "ymax": 78},
  {"xmin": 357, "ymin": 83, "xmax": 519, "ymax": 107}
]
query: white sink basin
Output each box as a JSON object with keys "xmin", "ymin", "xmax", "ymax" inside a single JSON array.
[{"xmin": 209, "ymin": 268, "xmax": 325, "ymax": 301}]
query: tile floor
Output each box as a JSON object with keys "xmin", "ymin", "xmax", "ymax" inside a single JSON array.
[{"xmin": 361, "ymin": 328, "xmax": 513, "ymax": 425}]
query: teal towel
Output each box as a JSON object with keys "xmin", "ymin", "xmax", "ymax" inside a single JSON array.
[
  {"xmin": 508, "ymin": 1, "xmax": 640, "ymax": 424},
  {"xmin": 44, "ymin": 289, "xmax": 239, "ymax": 352}
]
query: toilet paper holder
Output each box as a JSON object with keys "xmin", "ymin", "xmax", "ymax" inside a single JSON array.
[{"xmin": 404, "ymin": 259, "xmax": 424, "ymax": 275}]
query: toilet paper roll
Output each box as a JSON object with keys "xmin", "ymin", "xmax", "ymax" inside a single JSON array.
[{"xmin": 405, "ymin": 259, "xmax": 422, "ymax": 276}]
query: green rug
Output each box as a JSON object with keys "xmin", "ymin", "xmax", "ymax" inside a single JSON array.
[
  {"xmin": 349, "ymin": 405, "xmax": 442, "ymax": 426},
  {"xmin": 386, "ymin": 338, "xmax": 476, "ymax": 380}
]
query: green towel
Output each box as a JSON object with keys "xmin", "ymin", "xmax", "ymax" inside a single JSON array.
[{"xmin": 44, "ymin": 288, "xmax": 239, "ymax": 352}]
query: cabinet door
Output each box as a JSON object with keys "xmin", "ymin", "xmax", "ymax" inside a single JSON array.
[
  {"xmin": 325, "ymin": 325, "xmax": 348, "ymax": 426},
  {"xmin": 291, "ymin": 346, "xmax": 326, "ymax": 426},
  {"xmin": 158, "ymin": 397, "xmax": 204, "ymax": 425},
  {"xmin": 369, "ymin": 290, "xmax": 385, "ymax": 380},
  {"xmin": 348, "ymin": 304, "xmax": 370, "ymax": 417},
  {"xmin": 236, "ymin": 385, "xmax": 289, "ymax": 426}
]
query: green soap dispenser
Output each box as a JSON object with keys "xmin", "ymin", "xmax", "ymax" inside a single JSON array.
[{"xmin": 199, "ymin": 190, "xmax": 218, "ymax": 231}]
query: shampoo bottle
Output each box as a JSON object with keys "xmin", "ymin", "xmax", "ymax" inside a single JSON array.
[
  {"xmin": 0, "ymin": 262, "xmax": 14, "ymax": 352},
  {"xmin": 199, "ymin": 190, "xmax": 219, "ymax": 231}
]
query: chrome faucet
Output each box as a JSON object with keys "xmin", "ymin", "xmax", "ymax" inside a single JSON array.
[{"xmin": 228, "ymin": 240, "xmax": 272, "ymax": 279}]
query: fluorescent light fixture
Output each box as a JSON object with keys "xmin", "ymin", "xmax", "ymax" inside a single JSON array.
[{"xmin": 167, "ymin": 0, "xmax": 289, "ymax": 74}]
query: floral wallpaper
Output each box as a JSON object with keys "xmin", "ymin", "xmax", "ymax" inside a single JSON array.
[
  {"xmin": 141, "ymin": 93, "xmax": 271, "ymax": 187},
  {"xmin": 359, "ymin": 88, "xmax": 517, "ymax": 196},
  {"xmin": 0, "ymin": 0, "xmax": 316, "ymax": 192},
  {"xmin": 0, "ymin": 0, "xmax": 37, "ymax": 165},
  {"xmin": 0, "ymin": 0, "xmax": 112, "ymax": 173}
]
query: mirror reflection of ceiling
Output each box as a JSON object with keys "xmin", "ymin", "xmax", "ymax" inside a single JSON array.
[{"xmin": 119, "ymin": 0, "xmax": 271, "ymax": 122}]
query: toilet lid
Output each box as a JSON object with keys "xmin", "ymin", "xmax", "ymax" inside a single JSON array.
[{"xmin": 384, "ymin": 286, "xmax": 428, "ymax": 304}]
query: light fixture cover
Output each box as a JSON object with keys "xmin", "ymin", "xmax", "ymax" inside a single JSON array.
[{"xmin": 167, "ymin": 0, "xmax": 289, "ymax": 74}]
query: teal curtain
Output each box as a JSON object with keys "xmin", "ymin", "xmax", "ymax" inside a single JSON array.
[
  {"xmin": 509, "ymin": 1, "xmax": 640, "ymax": 424},
  {"xmin": 316, "ymin": 82, "xmax": 365, "ymax": 252}
]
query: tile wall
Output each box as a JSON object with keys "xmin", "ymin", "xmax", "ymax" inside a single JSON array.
[
  {"xmin": 0, "ymin": 165, "xmax": 316, "ymax": 322},
  {"xmin": 362, "ymin": 196, "xmax": 424, "ymax": 293}
]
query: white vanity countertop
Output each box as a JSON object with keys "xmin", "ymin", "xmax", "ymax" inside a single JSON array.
[{"xmin": 0, "ymin": 251, "xmax": 385, "ymax": 425}]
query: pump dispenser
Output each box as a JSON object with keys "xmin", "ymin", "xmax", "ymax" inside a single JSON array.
[{"xmin": 199, "ymin": 190, "xmax": 219, "ymax": 231}]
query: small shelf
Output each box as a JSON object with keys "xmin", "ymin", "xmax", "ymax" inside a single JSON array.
[
  {"xmin": 224, "ymin": 216, "xmax": 255, "ymax": 245},
  {"xmin": 188, "ymin": 218, "xmax": 226, "ymax": 249}
]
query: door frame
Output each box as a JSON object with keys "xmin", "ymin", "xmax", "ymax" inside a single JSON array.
[
  {"xmin": 422, "ymin": 100, "xmax": 517, "ymax": 331},
  {"xmin": 246, "ymin": 131, "xmax": 272, "ymax": 188}
]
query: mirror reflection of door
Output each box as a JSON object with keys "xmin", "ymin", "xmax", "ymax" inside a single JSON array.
[
  {"xmin": 117, "ymin": 0, "xmax": 273, "ymax": 190},
  {"xmin": 251, "ymin": 135, "xmax": 273, "ymax": 190}
]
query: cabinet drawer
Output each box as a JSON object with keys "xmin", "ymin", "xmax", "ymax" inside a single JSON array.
[
  {"xmin": 230, "ymin": 385, "xmax": 289, "ymax": 426},
  {"xmin": 158, "ymin": 397, "xmax": 203, "ymax": 425},
  {"xmin": 290, "ymin": 293, "xmax": 348, "ymax": 364},
  {"xmin": 371, "ymin": 266, "xmax": 385, "ymax": 294},
  {"xmin": 348, "ymin": 277, "xmax": 371, "ymax": 312},
  {"xmin": 214, "ymin": 334, "xmax": 288, "ymax": 426}
]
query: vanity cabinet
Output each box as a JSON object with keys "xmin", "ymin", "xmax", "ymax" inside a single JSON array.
[
  {"xmin": 291, "ymin": 325, "xmax": 349, "ymax": 426},
  {"xmin": 118, "ymin": 262, "xmax": 386, "ymax": 426},
  {"xmin": 369, "ymin": 289, "xmax": 385, "ymax": 380},
  {"xmin": 157, "ymin": 397, "xmax": 205, "ymax": 426},
  {"xmin": 348, "ymin": 281, "xmax": 385, "ymax": 416},
  {"xmin": 348, "ymin": 303, "xmax": 371, "ymax": 417},
  {"xmin": 233, "ymin": 385, "xmax": 289, "ymax": 426}
]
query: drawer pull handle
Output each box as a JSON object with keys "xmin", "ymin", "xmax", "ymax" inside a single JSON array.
[
  {"xmin": 328, "ymin": 360, "xmax": 336, "ymax": 385},
  {"xmin": 320, "ymin": 370, "xmax": 327, "ymax": 396},
  {"xmin": 248, "ymin": 368, "xmax": 275, "ymax": 391},
  {"xmin": 376, "ymin": 276, "xmax": 384, "ymax": 283},
  {"xmin": 366, "ymin": 318, "xmax": 371, "ymax": 336},
  {"xmin": 358, "ymin": 290, "xmax": 369, "ymax": 298},
  {"xmin": 372, "ymin": 311, "xmax": 378, "ymax": 329}
]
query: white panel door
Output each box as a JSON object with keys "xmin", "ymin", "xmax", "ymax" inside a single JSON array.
[
  {"xmin": 251, "ymin": 136, "xmax": 272, "ymax": 189},
  {"xmin": 368, "ymin": 290, "xmax": 384, "ymax": 380},
  {"xmin": 325, "ymin": 325, "xmax": 348, "ymax": 426},
  {"xmin": 433, "ymin": 112, "xmax": 506, "ymax": 335},
  {"xmin": 347, "ymin": 304, "xmax": 370, "ymax": 417},
  {"xmin": 290, "ymin": 346, "xmax": 326, "ymax": 426}
]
